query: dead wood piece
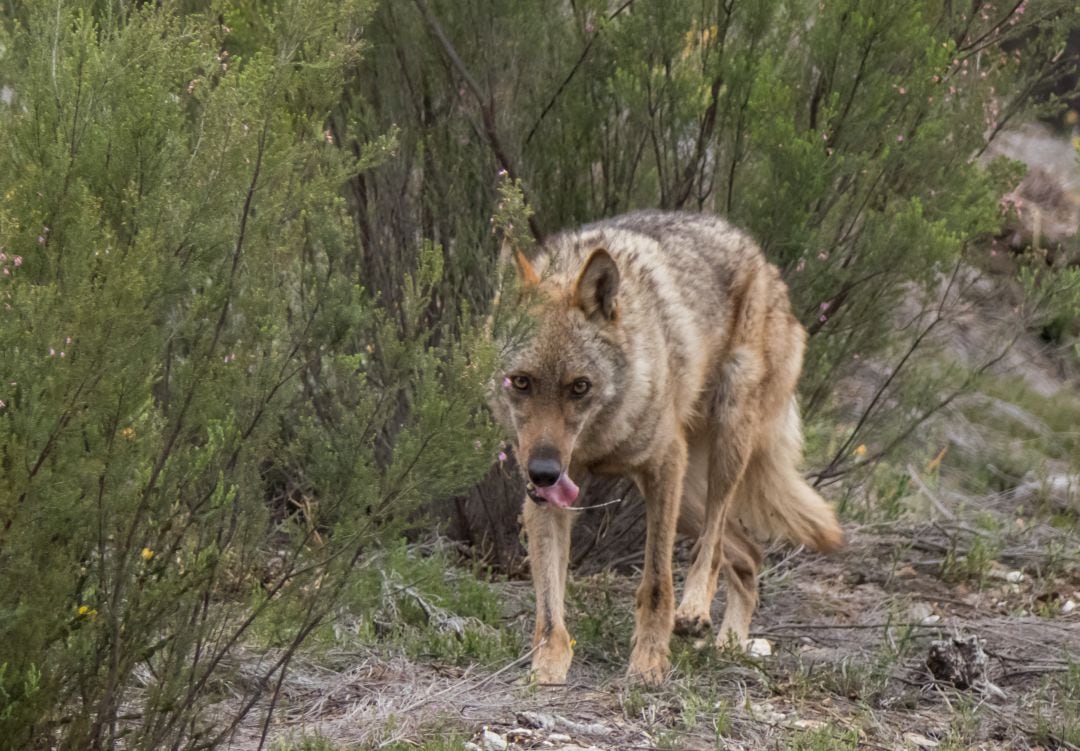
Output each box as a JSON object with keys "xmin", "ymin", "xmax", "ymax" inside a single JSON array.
[{"xmin": 926, "ymin": 632, "xmax": 1005, "ymax": 698}]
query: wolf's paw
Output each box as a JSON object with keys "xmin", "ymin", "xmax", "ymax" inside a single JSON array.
[
  {"xmin": 533, "ymin": 656, "xmax": 574, "ymax": 687},
  {"xmin": 626, "ymin": 644, "xmax": 670, "ymax": 685},
  {"xmin": 673, "ymin": 610, "xmax": 712, "ymax": 639},
  {"xmin": 532, "ymin": 631, "xmax": 573, "ymax": 685},
  {"xmin": 532, "ymin": 660, "xmax": 570, "ymax": 685}
]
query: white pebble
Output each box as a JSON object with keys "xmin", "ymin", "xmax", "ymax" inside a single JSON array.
[
  {"xmin": 747, "ymin": 638, "xmax": 773, "ymax": 657},
  {"xmin": 481, "ymin": 728, "xmax": 507, "ymax": 751}
]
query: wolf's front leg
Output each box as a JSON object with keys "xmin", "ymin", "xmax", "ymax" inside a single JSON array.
[
  {"xmin": 628, "ymin": 437, "xmax": 687, "ymax": 685},
  {"xmin": 523, "ymin": 498, "xmax": 576, "ymax": 684}
]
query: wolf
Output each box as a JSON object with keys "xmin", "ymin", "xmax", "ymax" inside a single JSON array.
[{"xmin": 490, "ymin": 211, "xmax": 843, "ymax": 685}]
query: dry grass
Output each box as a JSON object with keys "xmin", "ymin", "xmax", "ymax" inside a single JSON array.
[{"xmin": 212, "ymin": 496, "xmax": 1078, "ymax": 751}]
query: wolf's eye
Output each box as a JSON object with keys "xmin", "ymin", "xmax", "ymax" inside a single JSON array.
[
  {"xmin": 510, "ymin": 375, "xmax": 531, "ymax": 392},
  {"xmin": 570, "ymin": 378, "xmax": 591, "ymax": 398}
]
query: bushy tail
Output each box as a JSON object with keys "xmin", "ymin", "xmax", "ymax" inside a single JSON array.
[{"xmin": 733, "ymin": 400, "xmax": 843, "ymax": 553}]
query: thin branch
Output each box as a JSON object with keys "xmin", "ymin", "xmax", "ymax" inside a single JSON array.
[
  {"xmin": 812, "ymin": 260, "xmax": 964, "ymax": 486},
  {"xmin": 411, "ymin": 0, "xmax": 543, "ymax": 243},
  {"xmin": 523, "ymin": 0, "xmax": 637, "ymax": 147}
]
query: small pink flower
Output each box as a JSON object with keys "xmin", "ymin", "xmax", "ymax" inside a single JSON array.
[
  {"xmin": 497, "ymin": 451, "xmax": 508, "ymax": 463},
  {"xmin": 819, "ymin": 301, "xmax": 830, "ymax": 311},
  {"xmin": 48, "ymin": 348, "xmax": 56, "ymax": 357},
  {"xmin": 817, "ymin": 251, "xmax": 828, "ymax": 261},
  {"xmin": 0, "ymin": 399, "xmax": 6, "ymax": 409},
  {"xmin": 898, "ymin": 86, "xmax": 907, "ymax": 95},
  {"xmin": 36, "ymin": 235, "xmax": 45, "ymax": 246},
  {"xmin": 65, "ymin": 336, "xmax": 72, "ymax": 345},
  {"xmin": 502, "ymin": 377, "xmax": 511, "ymax": 388},
  {"xmin": 897, "ymin": 134, "xmax": 905, "ymax": 142},
  {"xmin": 12, "ymin": 256, "xmax": 20, "ymax": 267},
  {"xmin": 819, "ymin": 315, "xmax": 828, "ymax": 323},
  {"xmin": 0, "ymin": 252, "xmax": 6, "ymax": 262}
]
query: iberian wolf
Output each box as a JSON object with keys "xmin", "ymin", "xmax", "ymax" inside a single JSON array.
[{"xmin": 490, "ymin": 211, "xmax": 843, "ymax": 685}]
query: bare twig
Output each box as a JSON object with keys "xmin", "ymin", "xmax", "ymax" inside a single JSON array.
[
  {"xmin": 398, "ymin": 643, "xmax": 539, "ymax": 715},
  {"xmin": 524, "ymin": 0, "xmax": 637, "ymax": 148},
  {"xmin": 411, "ymin": 0, "xmax": 543, "ymax": 243}
]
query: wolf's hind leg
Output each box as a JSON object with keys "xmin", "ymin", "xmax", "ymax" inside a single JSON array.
[
  {"xmin": 715, "ymin": 515, "xmax": 762, "ymax": 648},
  {"xmin": 523, "ymin": 499, "xmax": 576, "ymax": 684},
  {"xmin": 674, "ymin": 352, "xmax": 759, "ymax": 640}
]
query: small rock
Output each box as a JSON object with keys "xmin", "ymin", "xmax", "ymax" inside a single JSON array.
[
  {"xmin": 747, "ymin": 700, "xmax": 786, "ymax": 724},
  {"xmin": 909, "ymin": 602, "xmax": 934, "ymax": 622},
  {"xmin": 747, "ymin": 638, "xmax": 772, "ymax": 657},
  {"xmin": 789, "ymin": 718, "xmax": 825, "ymax": 730},
  {"xmin": 518, "ymin": 711, "xmax": 556, "ymax": 730},
  {"xmin": 463, "ymin": 743, "xmax": 482, "ymax": 751},
  {"xmin": 548, "ymin": 733, "xmax": 571, "ymax": 743},
  {"xmin": 481, "ymin": 728, "xmax": 507, "ymax": 751},
  {"xmin": 1005, "ymin": 570, "xmax": 1024, "ymax": 584},
  {"xmin": 1062, "ymin": 599, "xmax": 1076, "ymax": 614},
  {"xmin": 904, "ymin": 732, "xmax": 940, "ymax": 748}
]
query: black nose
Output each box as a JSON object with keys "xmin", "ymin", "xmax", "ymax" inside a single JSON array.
[{"xmin": 527, "ymin": 457, "xmax": 562, "ymax": 487}]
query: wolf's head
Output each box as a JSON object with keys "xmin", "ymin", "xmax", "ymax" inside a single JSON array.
[{"xmin": 491, "ymin": 247, "xmax": 628, "ymax": 508}]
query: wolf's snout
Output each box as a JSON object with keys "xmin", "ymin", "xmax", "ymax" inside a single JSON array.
[{"xmin": 527, "ymin": 456, "xmax": 563, "ymax": 487}]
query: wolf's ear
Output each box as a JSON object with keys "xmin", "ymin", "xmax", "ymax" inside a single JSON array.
[
  {"xmin": 574, "ymin": 248, "xmax": 619, "ymax": 322},
  {"xmin": 514, "ymin": 249, "xmax": 541, "ymax": 286}
]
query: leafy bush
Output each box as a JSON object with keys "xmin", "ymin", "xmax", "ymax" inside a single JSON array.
[
  {"xmin": 0, "ymin": 2, "xmax": 498, "ymax": 747},
  {"xmin": 345, "ymin": 0, "xmax": 1077, "ymax": 554}
]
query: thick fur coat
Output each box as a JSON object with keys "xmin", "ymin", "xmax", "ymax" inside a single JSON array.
[{"xmin": 490, "ymin": 211, "xmax": 843, "ymax": 684}]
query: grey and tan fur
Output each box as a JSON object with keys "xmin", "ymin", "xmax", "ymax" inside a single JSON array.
[{"xmin": 490, "ymin": 211, "xmax": 843, "ymax": 685}]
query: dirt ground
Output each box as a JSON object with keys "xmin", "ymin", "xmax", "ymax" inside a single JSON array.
[{"xmin": 228, "ymin": 494, "xmax": 1079, "ymax": 751}]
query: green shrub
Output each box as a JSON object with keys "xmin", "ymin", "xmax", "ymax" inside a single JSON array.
[
  {"xmin": 0, "ymin": 2, "xmax": 498, "ymax": 748},
  {"xmin": 329, "ymin": 2, "xmax": 1080, "ymax": 541}
]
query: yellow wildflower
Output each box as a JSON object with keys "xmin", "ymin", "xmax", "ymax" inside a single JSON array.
[
  {"xmin": 120, "ymin": 426, "xmax": 136, "ymax": 440},
  {"xmin": 853, "ymin": 444, "xmax": 867, "ymax": 458},
  {"xmin": 141, "ymin": 547, "xmax": 155, "ymax": 561}
]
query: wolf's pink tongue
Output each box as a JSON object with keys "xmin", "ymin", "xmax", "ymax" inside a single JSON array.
[{"xmin": 533, "ymin": 472, "xmax": 580, "ymax": 508}]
